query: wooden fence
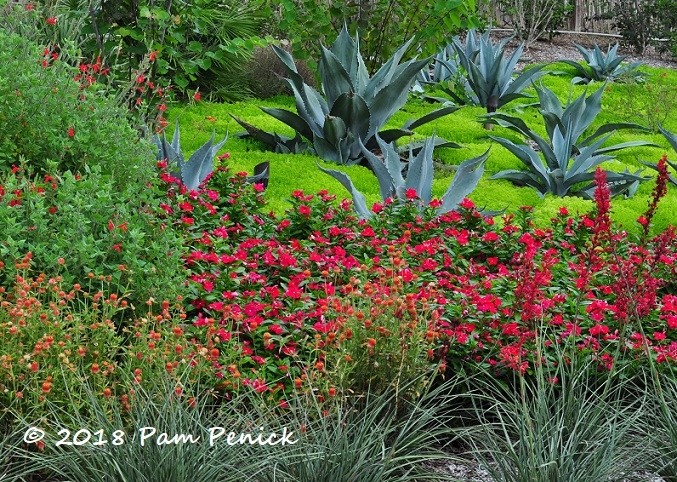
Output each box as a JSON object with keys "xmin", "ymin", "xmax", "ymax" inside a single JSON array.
[{"xmin": 482, "ymin": 0, "xmax": 621, "ymax": 34}]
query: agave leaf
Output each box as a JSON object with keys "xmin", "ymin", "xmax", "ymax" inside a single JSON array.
[
  {"xmin": 231, "ymin": 114, "xmax": 290, "ymax": 149},
  {"xmin": 638, "ymin": 158, "xmax": 677, "ymax": 186},
  {"xmin": 314, "ymin": 128, "xmax": 349, "ymax": 165},
  {"xmin": 551, "ymin": 125, "xmax": 574, "ymax": 173},
  {"xmin": 247, "ymin": 161, "xmax": 269, "ymax": 189},
  {"xmin": 364, "ymin": 36, "xmax": 417, "ymax": 102},
  {"xmin": 260, "ymin": 107, "xmax": 314, "ymax": 141},
  {"xmin": 170, "ymin": 118, "xmax": 181, "ymax": 154},
  {"xmin": 565, "ymin": 133, "xmax": 614, "ymax": 182},
  {"xmin": 575, "ymin": 84, "xmax": 605, "ymax": 137},
  {"xmin": 397, "ymin": 138, "xmax": 463, "ymax": 156},
  {"xmin": 489, "ymin": 136, "xmax": 552, "ymax": 192},
  {"xmin": 330, "ymin": 25, "xmax": 369, "ymax": 93},
  {"xmin": 316, "ymin": 161, "xmax": 372, "ymax": 219},
  {"xmin": 402, "ymin": 106, "xmax": 460, "ymax": 131},
  {"xmin": 482, "ymin": 113, "xmax": 553, "ymax": 157},
  {"xmin": 359, "ymin": 137, "xmax": 397, "ymax": 201},
  {"xmin": 489, "ymin": 169, "xmax": 548, "ymax": 196},
  {"xmin": 577, "ymin": 169, "xmax": 649, "ymax": 199},
  {"xmin": 501, "ymin": 64, "xmax": 550, "ymax": 102},
  {"xmin": 319, "ymin": 45, "xmax": 355, "ymax": 107},
  {"xmin": 404, "ymin": 134, "xmax": 436, "ymax": 204},
  {"xmin": 329, "ymin": 92, "xmax": 370, "ymax": 140},
  {"xmin": 579, "ymin": 122, "xmax": 652, "ymax": 147},
  {"xmin": 559, "ymin": 59, "xmax": 592, "ymax": 80},
  {"xmin": 376, "ymin": 128, "xmax": 414, "ymax": 145},
  {"xmin": 181, "ymin": 129, "xmax": 227, "ymax": 191},
  {"xmin": 437, "ymin": 148, "xmax": 489, "ymax": 215},
  {"xmin": 323, "ymin": 115, "xmax": 348, "ymax": 146},
  {"xmin": 659, "ymin": 124, "xmax": 677, "ymax": 152},
  {"xmin": 594, "ymin": 140, "xmax": 662, "ymax": 155},
  {"xmin": 368, "ymin": 57, "xmax": 432, "ymax": 138}
]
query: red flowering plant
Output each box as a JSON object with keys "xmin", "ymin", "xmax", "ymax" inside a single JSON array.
[{"xmin": 151, "ymin": 153, "xmax": 677, "ymax": 405}]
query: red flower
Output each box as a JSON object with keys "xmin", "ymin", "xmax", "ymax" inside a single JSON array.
[
  {"xmin": 194, "ymin": 92, "xmax": 201, "ymax": 101},
  {"xmin": 46, "ymin": 17, "xmax": 57, "ymax": 25},
  {"xmin": 68, "ymin": 127, "xmax": 74, "ymax": 137}
]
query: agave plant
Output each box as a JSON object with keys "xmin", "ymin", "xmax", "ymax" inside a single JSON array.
[
  {"xmin": 155, "ymin": 120, "xmax": 269, "ymax": 191},
  {"xmin": 413, "ymin": 44, "xmax": 477, "ymax": 106},
  {"xmin": 232, "ymin": 25, "xmax": 459, "ymax": 166},
  {"xmin": 639, "ymin": 124, "xmax": 677, "ymax": 185},
  {"xmin": 450, "ymin": 29, "xmax": 551, "ymax": 114},
  {"xmin": 559, "ymin": 42, "xmax": 645, "ymax": 84},
  {"xmin": 483, "ymin": 83, "xmax": 655, "ymax": 199},
  {"xmin": 318, "ymin": 133, "xmax": 488, "ymax": 219}
]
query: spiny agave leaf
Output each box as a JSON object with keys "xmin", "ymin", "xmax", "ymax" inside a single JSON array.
[
  {"xmin": 272, "ymin": 44, "xmax": 301, "ymax": 77},
  {"xmin": 437, "ymin": 148, "xmax": 489, "ymax": 215},
  {"xmin": 330, "ymin": 24, "xmax": 358, "ymax": 69},
  {"xmin": 316, "ymin": 161, "xmax": 372, "ymax": 219},
  {"xmin": 368, "ymin": 57, "xmax": 432, "ymax": 138},
  {"xmin": 260, "ymin": 107, "xmax": 314, "ymax": 141},
  {"xmin": 574, "ymin": 84, "xmax": 605, "ymax": 138},
  {"xmin": 319, "ymin": 45, "xmax": 355, "ymax": 107},
  {"xmin": 375, "ymin": 135, "xmax": 406, "ymax": 188},
  {"xmin": 181, "ymin": 129, "xmax": 227, "ymax": 191},
  {"xmin": 329, "ymin": 24, "xmax": 369, "ymax": 93},
  {"xmin": 363, "ymin": 36, "xmax": 418, "ymax": 102},
  {"xmin": 401, "ymin": 106, "xmax": 460, "ymax": 131},
  {"xmin": 359, "ymin": 137, "xmax": 397, "ymax": 201},
  {"xmin": 551, "ymin": 125, "xmax": 575, "ymax": 173},
  {"xmin": 313, "ymin": 132, "xmax": 348, "ymax": 164},
  {"xmin": 294, "ymin": 83, "xmax": 330, "ymax": 138},
  {"xmin": 405, "ymin": 134, "xmax": 436, "ymax": 204},
  {"xmin": 329, "ymin": 92, "xmax": 370, "ymax": 140}
]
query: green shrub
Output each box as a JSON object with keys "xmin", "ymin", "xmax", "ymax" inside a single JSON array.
[
  {"xmin": 276, "ymin": 0, "xmax": 480, "ymax": 74},
  {"xmin": 0, "ymin": 29, "xmax": 155, "ymax": 185},
  {"xmin": 0, "ymin": 161, "xmax": 185, "ymax": 315}
]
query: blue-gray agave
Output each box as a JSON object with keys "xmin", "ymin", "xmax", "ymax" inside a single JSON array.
[
  {"xmin": 232, "ymin": 25, "xmax": 459, "ymax": 166},
  {"xmin": 413, "ymin": 44, "xmax": 477, "ymax": 106},
  {"xmin": 559, "ymin": 43, "xmax": 644, "ymax": 84},
  {"xmin": 317, "ymin": 133, "xmax": 488, "ymax": 219},
  {"xmin": 154, "ymin": 120, "xmax": 268, "ymax": 191},
  {"xmin": 451, "ymin": 29, "xmax": 551, "ymax": 114},
  {"xmin": 483, "ymin": 83, "xmax": 656, "ymax": 198}
]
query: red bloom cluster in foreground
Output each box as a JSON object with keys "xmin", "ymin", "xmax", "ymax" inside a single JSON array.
[{"xmin": 151, "ymin": 159, "xmax": 677, "ymax": 400}]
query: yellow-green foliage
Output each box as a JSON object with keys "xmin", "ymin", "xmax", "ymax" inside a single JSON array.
[{"xmin": 165, "ymin": 65, "xmax": 677, "ymax": 235}]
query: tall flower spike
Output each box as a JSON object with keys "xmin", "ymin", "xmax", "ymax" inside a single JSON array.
[{"xmin": 639, "ymin": 155, "xmax": 669, "ymax": 239}]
